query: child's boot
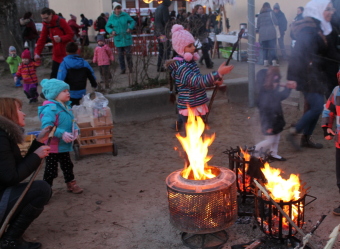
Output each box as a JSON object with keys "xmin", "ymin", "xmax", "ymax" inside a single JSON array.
[
  {"xmin": 66, "ymin": 180, "xmax": 83, "ymax": 194},
  {"xmin": 272, "ymin": 60, "xmax": 280, "ymax": 66},
  {"xmin": 263, "ymin": 60, "xmax": 269, "ymax": 67}
]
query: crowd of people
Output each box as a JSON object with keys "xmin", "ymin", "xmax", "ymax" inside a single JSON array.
[{"xmin": 3, "ymin": 0, "xmax": 340, "ymax": 248}]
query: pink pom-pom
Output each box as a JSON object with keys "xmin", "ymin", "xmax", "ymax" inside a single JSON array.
[
  {"xmin": 183, "ymin": 52, "xmax": 193, "ymax": 62},
  {"xmin": 171, "ymin": 24, "xmax": 184, "ymax": 34}
]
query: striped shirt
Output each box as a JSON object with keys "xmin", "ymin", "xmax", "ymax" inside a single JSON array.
[
  {"xmin": 322, "ymin": 86, "xmax": 340, "ymax": 148},
  {"xmin": 168, "ymin": 59, "xmax": 220, "ymax": 110},
  {"xmin": 16, "ymin": 60, "xmax": 41, "ymax": 84}
]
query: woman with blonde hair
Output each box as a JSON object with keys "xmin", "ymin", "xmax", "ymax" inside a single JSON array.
[{"xmin": 0, "ymin": 98, "xmax": 51, "ymax": 249}]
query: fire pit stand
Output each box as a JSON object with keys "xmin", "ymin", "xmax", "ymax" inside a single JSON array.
[{"xmin": 181, "ymin": 230, "xmax": 228, "ymax": 249}]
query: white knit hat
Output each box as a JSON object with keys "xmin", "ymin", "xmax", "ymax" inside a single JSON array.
[{"xmin": 112, "ymin": 2, "xmax": 122, "ymax": 10}]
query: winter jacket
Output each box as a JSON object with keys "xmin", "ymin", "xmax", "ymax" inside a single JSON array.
[
  {"xmin": 6, "ymin": 55, "xmax": 21, "ymax": 74},
  {"xmin": 0, "ymin": 115, "xmax": 43, "ymax": 194},
  {"xmin": 273, "ymin": 11, "xmax": 287, "ymax": 34},
  {"xmin": 154, "ymin": 0, "xmax": 171, "ymax": 37},
  {"xmin": 20, "ymin": 18, "xmax": 39, "ymax": 40},
  {"xmin": 57, "ymin": 54, "xmax": 97, "ymax": 99},
  {"xmin": 257, "ymin": 10, "xmax": 278, "ymax": 42},
  {"xmin": 105, "ymin": 12, "xmax": 136, "ymax": 48},
  {"xmin": 93, "ymin": 44, "xmax": 114, "ymax": 66},
  {"xmin": 35, "ymin": 14, "xmax": 74, "ymax": 63},
  {"xmin": 287, "ymin": 17, "xmax": 329, "ymax": 94},
  {"xmin": 257, "ymin": 86, "xmax": 291, "ymax": 135},
  {"xmin": 96, "ymin": 16, "xmax": 107, "ymax": 32},
  {"xmin": 168, "ymin": 57, "xmax": 220, "ymax": 110},
  {"xmin": 68, "ymin": 19, "xmax": 83, "ymax": 38},
  {"xmin": 16, "ymin": 60, "xmax": 41, "ymax": 84},
  {"xmin": 80, "ymin": 17, "xmax": 90, "ymax": 31},
  {"xmin": 322, "ymin": 86, "xmax": 340, "ymax": 148},
  {"xmin": 189, "ymin": 14, "xmax": 210, "ymax": 41},
  {"xmin": 38, "ymin": 100, "xmax": 79, "ymax": 153}
]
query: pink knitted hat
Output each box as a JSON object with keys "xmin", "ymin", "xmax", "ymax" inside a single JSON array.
[{"xmin": 171, "ymin": 24, "xmax": 199, "ymax": 61}]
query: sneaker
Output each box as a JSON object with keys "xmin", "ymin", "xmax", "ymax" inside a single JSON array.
[
  {"xmin": 333, "ymin": 206, "xmax": 340, "ymax": 216},
  {"xmin": 66, "ymin": 180, "xmax": 83, "ymax": 194},
  {"xmin": 301, "ymin": 135, "xmax": 323, "ymax": 149},
  {"xmin": 269, "ymin": 155, "xmax": 287, "ymax": 161}
]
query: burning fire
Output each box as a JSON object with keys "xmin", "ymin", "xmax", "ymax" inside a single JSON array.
[
  {"xmin": 261, "ymin": 162, "xmax": 301, "ymax": 202},
  {"xmin": 260, "ymin": 163, "xmax": 302, "ymax": 235},
  {"xmin": 238, "ymin": 148, "xmax": 252, "ymax": 192},
  {"xmin": 176, "ymin": 108, "xmax": 216, "ymax": 180}
]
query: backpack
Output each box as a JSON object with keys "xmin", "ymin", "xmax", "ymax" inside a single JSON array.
[
  {"xmin": 88, "ymin": 19, "xmax": 93, "ymax": 27},
  {"xmin": 47, "ymin": 16, "xmax": 65, "ymax": 35}
]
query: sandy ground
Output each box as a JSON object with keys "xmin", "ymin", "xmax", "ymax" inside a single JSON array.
[{"xmin": 0, "ymin": 60, "xmax": 340, "ymax": 249}]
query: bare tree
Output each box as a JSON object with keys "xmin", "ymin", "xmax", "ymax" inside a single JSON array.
[{"xmin": 0, "ymin": 0, "xmax": 23, "ymax": 57}]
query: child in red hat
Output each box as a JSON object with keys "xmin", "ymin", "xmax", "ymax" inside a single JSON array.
[{"xmin": 15, "ymin": 49, "xmax": 41, "ymax": 103}]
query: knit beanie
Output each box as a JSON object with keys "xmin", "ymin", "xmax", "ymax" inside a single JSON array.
[
  {"xmin": 40, "ymin": 79, "xmax": 70, "ymax": 100},
  {"xmin": 273, "ymin": 3, "xmax": 280, "ymax": 10},
  {"xmin": 9, "ymin": 46, "xmax": 16, "ymax": 53},
  {"xmin": 99, "ymin": 29, "xmax": 106, "ymax": 35},
  {"xmin": 97, "ymin": 34, "xmax": 105, "ymax": 41},
  {"xmin": 171, "ymin": 24, "xmax": 199, "ymax": 62},
  {"xmin": 21, "ymin": 49, "xmax": 31, "ymax": 59},
  {"xmin": 70, "ymin": 14, "xmax": 76, "ymax": 20},
  {"xmin": 112, "ymin": 2, "xmax": 122, "ymax": 10}
]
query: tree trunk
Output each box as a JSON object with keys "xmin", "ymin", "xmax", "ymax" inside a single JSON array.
[{"xmin": 0, "ymin": 0, "xmax": 23, "ymax": 59}]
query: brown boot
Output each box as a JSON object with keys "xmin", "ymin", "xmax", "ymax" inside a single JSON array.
[{"xmin": 66, "ymin": 180, "xmax": 83, "ymax": 194}]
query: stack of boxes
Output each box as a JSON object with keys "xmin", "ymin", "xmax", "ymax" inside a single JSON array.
[{"xmin": 74, "ymin": 106, "xmax": 113, "ymax": 145}]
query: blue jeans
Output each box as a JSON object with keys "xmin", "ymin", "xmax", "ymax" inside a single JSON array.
[
  {"xmin": 261, "ymin": 38, "xmax": 277, "ymax": 62},
  {"xmin": 295, "ymin": 92, "xmax": 324, "ymax": 135},
  {"xmin": 117, "ymin": 46, "xmax": 132, "ymax": 71}
]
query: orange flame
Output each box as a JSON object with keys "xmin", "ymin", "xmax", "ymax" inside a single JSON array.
[
  {"xmin": 237, "ymin": 148, "xmax": 252, "ymax": 192},
  {"xmin": 260, "ymin": 163, "xmax": 302, "ymax": 235},
  {"xmin": 261, "ymin": 162, "xmax": 301, "ymax": 202},
  {"xmin": 176, "ymin": 107, "xmax": 216, "ymax": 180}
]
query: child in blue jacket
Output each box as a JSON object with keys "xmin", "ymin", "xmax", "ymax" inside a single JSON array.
[
  {"xmin": 38, "ymin": 79, "xmax": 83, "ymax": 194},
  {"xmin": 57, "ymin": 42, "xmax": 97, "ymax": 106}
]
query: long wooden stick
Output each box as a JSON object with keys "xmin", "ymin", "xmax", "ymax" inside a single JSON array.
[
  {"xmin": 253, "ymin": 180, "xmax": 318, "ymax": 249},
  {"xmin": 204, "ymin": 29, "xmax": 245, "ymax": 123},
  {"xmin": 324, "ymin": 224, "xmax": 340, "ymax": 249},
  {"xmin": 0, "ymin": 126, "xmax": 56, "ymax": 238}
]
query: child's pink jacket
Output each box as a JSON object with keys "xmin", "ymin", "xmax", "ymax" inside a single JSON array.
[{"xmin": 93, "ymin": 44, "xmax": 114, "ymax": 66}]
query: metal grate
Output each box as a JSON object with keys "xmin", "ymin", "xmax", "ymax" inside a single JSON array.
[{"xmin": 166, "ymin": 167, "xmax": 237, "ymax": 234}]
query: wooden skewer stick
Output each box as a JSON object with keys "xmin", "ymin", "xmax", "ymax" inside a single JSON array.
[
  {"xmin": 0, "ymin": 126, "xmax": 56, "ymax": 238},
  {"xmin": 323, "ymin": 224, "xmax": 340, "ymax": 249},
  {"xmin": 253, "ymin": 180, "xmax": 318, "ymax": 249}
]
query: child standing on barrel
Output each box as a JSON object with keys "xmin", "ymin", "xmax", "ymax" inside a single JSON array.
[
  {"xmin": 255, "ymin": 67, "xmax": 292, "ymax": 161},
  {"xmin": 167, "ymin": 24, "xmax": 234, "ymax": 131},
  {"xmin": 38, "ymin": 79, "xmax": 83, "ymax": 194}
]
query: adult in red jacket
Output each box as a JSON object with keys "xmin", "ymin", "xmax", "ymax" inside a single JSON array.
[{"xmin": 34, "ymin": 7, "xmax": 73, "ymax": 78}]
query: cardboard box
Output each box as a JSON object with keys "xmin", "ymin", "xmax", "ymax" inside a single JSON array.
[
  {"xmin": 91, "ymin": 107, "xmax": 113, "ymax": 127},
  {"xmin": 93, "ymin": 129, "xmax": 112, "ymax": 144}
]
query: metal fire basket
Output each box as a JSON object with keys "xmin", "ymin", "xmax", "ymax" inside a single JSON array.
[{"xmin": 166, "ymin": 166, "xmax": 237, "ymax": 234}]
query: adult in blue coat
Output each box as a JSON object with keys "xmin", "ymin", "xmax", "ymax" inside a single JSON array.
[{"xmin": 105, "ymin": 2, "xmax": 136, "ymax": 74}]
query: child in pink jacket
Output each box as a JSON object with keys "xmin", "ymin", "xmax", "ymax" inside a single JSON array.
[{"xmin": 93, "ymin": 34, "xmax": 114, "ymax": 89}]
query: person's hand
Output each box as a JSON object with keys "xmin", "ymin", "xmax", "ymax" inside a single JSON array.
[
  {"xmin": 62, "ymin": 132, "xmax": 74, "ymax": 143},
  {"xmin": 36, "ymin": 126, "xmax": 53, "ymax": 143},
  {"xmin": 54, "ymin": 36, "xmax": 61, "ymax": 43},
  {"xmin": 34, "ymin": 54, "xmax": 41, "ymax": 61},
  {"xmin": 217, "ymin": 62, "xmax": 234, "ymax": 78},
  {"xmin": 127, "ymin": 29, "xmax": 131, "ymax": 33},
  {"xmin": 286, "ymin": 81, "xmax": 297, "ymax": 89},
  {"xmin": 34, "ymin": 145, "xmax": 50, "ymax": 159},
  {"xmin": 112, "ymin": 31, "xmax": 116, "ymax": 36},
  {"xmin": 325, "ymin": 128, "xmax": 335, "ymax": 140},
  {"xmin": 266, "ymin": 128, "xmax": 273, "ymax": 134},
  {"xmin": 214, "ymin": 80, "xmax": 223, "ymax": 87}
]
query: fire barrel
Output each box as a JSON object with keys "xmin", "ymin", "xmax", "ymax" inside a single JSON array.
[{"xmin": 166, "ymin": 166, "xmax": 237, "ymax": 234}]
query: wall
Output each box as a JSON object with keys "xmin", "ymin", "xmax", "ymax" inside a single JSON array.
[
  {"xmin": 49, "ymin": 0, "xmax": 112, "ymax": 41},
  {"xmin": 224, "ymin": 0, "xmax": 310, "ymax": 50}
]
